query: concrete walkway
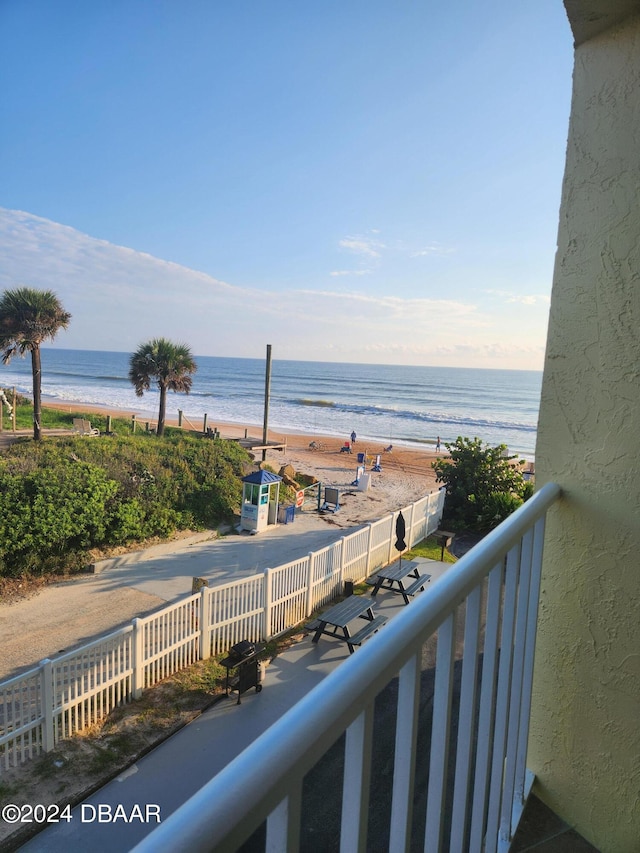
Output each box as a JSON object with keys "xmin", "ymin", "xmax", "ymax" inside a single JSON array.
[
  {"xmin": 91, "ymin": 512, "xmax": 360, "ymax": 603},
  {"xmin": 19, "ymin": 558, "xmax": 450, "ymax": 852}
]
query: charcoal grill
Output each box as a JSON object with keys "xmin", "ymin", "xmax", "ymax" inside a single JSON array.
[{"xmin": 220, "ymin": 641, "xmax": 263, "ymax": 704}]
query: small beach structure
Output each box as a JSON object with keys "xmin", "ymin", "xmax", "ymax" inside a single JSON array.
[{"xmin": 240, "ymin": 469, "xmax": 282, "ymax": 533}]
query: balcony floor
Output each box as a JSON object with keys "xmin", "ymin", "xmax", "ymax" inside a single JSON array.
[{"xmin": 512, "ymin": 795, "xmax": 600, "ymax": 851}]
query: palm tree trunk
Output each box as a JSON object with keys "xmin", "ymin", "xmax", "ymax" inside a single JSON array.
[
  {"xmin": 157, "ymin": 382, "xmax": 167, "ymax": 437},
  {"xmin": 31, "ymin": 345, "xmax": 42, "ymax": 441}
]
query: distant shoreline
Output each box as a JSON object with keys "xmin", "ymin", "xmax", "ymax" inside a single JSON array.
[
  {"xmin": 40, "ymin": 396, "xmax": 533, "ymax": 461},
  {"xmin": 41, "ymin": 397, "xmax": 440, "ymax": 453}
]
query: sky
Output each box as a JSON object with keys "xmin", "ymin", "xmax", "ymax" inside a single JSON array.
[{"xmin": 0, "ymin": 1, "xmax": 574, "ymax": 369}]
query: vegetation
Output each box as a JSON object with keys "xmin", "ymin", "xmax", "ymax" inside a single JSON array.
[
  {"xmin": 128, "ymin": 338, "xmax": 198, "ymax": 436},
  {"xmin": 432, "ymin": 436, "xmax": 533, "ymax": 532},
  {"xmin": 0, "ymin": 287, "xmax": 72, "ymax": 441},
  {"xmin": 0, "ymin": 428, "xmax": 250, "ymax": 577},
  {"xmin": 406, "ymin": 535, "xmax": 457, "ymax": 564}
]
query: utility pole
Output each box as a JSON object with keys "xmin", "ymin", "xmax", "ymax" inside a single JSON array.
[{"xmin": 262, "ymin": 344, "xmax": 272, "ymax": 462}]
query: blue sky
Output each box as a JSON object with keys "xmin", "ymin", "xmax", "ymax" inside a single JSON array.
[{"xmin": 0, "ymin": 1, "xmax": 573, "ymax": 368}]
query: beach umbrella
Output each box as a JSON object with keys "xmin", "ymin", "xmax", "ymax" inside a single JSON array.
[{"xmin": 395, "ymin": 511, "xmax": 406, "ymax": 565}]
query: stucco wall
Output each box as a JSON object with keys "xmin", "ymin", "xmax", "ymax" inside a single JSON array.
[{"xmin": 532, "ymin": 12, "xmax": 640, "ymax": 852}]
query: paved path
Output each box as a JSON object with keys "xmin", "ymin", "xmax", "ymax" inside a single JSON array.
[{"xmin": 0, "ymin": 514, "xmax": 363, "ymax": 680}]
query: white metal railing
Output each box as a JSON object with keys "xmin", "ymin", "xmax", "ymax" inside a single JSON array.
[
  {"xmin": 132, "ymin": 482, "xmax": 561, "ymax": 853},
  {"xmin": 0, "ymin": 489, "xmax": 444, "ymax": 770}
]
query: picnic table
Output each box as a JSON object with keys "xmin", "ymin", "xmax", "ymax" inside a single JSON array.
[
  {"xmin": 311, "ymin": 595, "xmax": 387, "ymax": 654},
  {"xmin": 369, "ymin": 560, "xmax": 431, "ymax": 605}
]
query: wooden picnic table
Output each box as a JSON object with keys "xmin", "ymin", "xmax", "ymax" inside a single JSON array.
[
  {"xmin": 369, "ymin": 560, "xmax": 431, "ymax": 605},
  {"xmin": 312, "ymin": 595, "xmax": 387, "ymax": 654}
]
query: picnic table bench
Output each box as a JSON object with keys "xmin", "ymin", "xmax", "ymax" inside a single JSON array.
[
  {"xmin": 369, "ymin": 560, "xmax": 431, "ymax": 605},
  {"xmin": 311, "ymin": 595, "xmax": 387, "ymax": 654}
]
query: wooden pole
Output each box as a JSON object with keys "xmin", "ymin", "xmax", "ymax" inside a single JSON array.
[
  {"xmin": 262, "ymin": 344, "xmax": 272, "ymax": 462},
  {"xmin": 12, "ymin": 387, "xmax": 16, "ymax": 433}
]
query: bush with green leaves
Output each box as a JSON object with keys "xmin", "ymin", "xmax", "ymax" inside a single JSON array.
[
  {"xmin": 0, "ymin": 433, "xmax": 250, "ymax": 576},
  {"xmin": 432, "ymin": 436, "xmax": 534, "ymax": 533}
]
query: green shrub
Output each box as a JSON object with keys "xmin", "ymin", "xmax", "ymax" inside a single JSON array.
[{"xmin": 0, "ymin": 433, "xmax": 249, "ymax": 576}]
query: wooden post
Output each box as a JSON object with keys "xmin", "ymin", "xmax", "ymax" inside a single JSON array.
[
  {"xmin": 262, "ymin": 344, "xmax": 272, "ymax": 462},
  {"xmin": 12, "ymin": 387, "xmax": 16, "ymax": 432},
  {"xmin": 264, "ymin": 568, "xmax": 273, "ymax": 641},
  {"xmin": 131, "ymin": 414, "xmax": 136, "ymax": 433},
  {"xmin": 199, "ymin": 586, "xmax": 210, "ymax": 661},
  {"xmin": 203, "ymin": 413, "xmax": 208, "ymax": 434},
  {"xmin": 132, "ymin": 619, "xmax": 144, "ymax": 699},
  {"xmin": 305, "ymin": 553, "xmax": 315, "ymax": 617},
  {"xmin": 178, "ymin": 410, "xmax": 183, "ymax": 427},
  {"xmin": 106, "ymin": 415, "xmax": 112, "ymax": 434},
  {"xmin": 40, "ymin": 659, "xmax": 54, "ymax": 752}
]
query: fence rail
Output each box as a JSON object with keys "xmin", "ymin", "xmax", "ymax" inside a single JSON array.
[{"xmin": 0, "ymin": 489, "xmax": 444, "ymax": 772}]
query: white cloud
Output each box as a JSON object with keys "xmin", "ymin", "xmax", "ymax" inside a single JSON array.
[
  {"xmin": 0, "ymin": 208, "xmax": 548, "ymax": 369},
  {"xmin": 410, "ymin": 244, "xmax": 455, "ymax": 257},
  {"xmin": 485, "ymin": 288, "xmax": 551, "ymax": 306},
  {"xmin": 338, "ymin": 235, "xmax": 384, "ymax": 258},
  {"xmin": 329, "ymin": 269, "xmax": 371, "ymax": 277}
]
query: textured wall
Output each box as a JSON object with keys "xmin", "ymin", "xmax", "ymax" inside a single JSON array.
[{"xmin": 532, "ymin": 12, "xmax": 640, "ymax": 852}]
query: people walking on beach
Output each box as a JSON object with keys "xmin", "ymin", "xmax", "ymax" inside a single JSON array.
[
  {"xmin": 436, "ymin": 436, "xmax": 441, "ymax": 452},
  {"xmin": 351, "ymin": 430, "xmax": 357, "ymax": 445}
]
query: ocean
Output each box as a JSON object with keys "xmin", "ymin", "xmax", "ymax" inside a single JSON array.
[{"xmin": 1, "ymin": 349, "xmax": 541, "ymax": 459}]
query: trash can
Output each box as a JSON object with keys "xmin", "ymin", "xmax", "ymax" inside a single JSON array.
[
  {"xmin": 277, "ymin": 504, "xmax": 296, "ymax": 524},
  {"xmin": 220, "ymin": 641, "xmax": 264, "ymax": 705},
  {"xmin": 357, "ymin": 452, "xmax": 365, "ymax": 464}
]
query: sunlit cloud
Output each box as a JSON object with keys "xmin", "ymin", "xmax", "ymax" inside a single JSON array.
[
  {"xmin": 338, "ymin": 235, "xmax": 384, "ymax": 258},
  {"xmin": 0, "ymin": 208, "xmax": 548, "ymax": 369},
  {"xmin": 410, "ymin": 244, "xmax": 455, "ymax": 257},
  {"xmin": 485, "ymin": 288, "xmax": 551, "ymax": 306}
]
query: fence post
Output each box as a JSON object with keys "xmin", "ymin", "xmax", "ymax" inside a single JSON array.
[
  {"xmin": 339, "ymin": 536, "xmax": 347, "ymax": 586},
  {"xmin": 387, "ymin": 513, "xmax": 396, "ymax": 565},
  {"xmin": 407, "ymin": 501, "xmax": 416, "ymax": 549},
  {"xmin": 305, "ymin": 553, "xmax": 315, "ymax": 616},
  {"xmin": 132, "ymin": 618, "xmax": 144, "ymax": 699},
  {"xmin": 365, "ymin": 523, "xmax": 374, "ymax": 575},
  {"xmin": 40, "ymin": 659, "xmax": 54, "ymax": 753},
  {"xmin": 199, "ymin": 587, "xmax": 210, "ymax": 660},
  {"xmin": 264, "ymin": 568, "xmax": 273, "ymax": 641}
]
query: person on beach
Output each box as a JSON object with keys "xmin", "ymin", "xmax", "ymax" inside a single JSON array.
[
  {"xmin": 351, "ymin": 430, "xmax": 357, "ymax": 445},
  {"xmin": 436, "ymin": 436, "xmax": 441, "ymax": 452}
]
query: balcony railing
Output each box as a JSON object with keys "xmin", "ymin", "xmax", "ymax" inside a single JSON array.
[{"xmin": 133, "ymin": 482, "xmax": 561, "ymax": 853}]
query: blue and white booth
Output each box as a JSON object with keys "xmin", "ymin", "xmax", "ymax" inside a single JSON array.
[{"xmin": 240, "ymin": 469, "xmax": 282, "ymax": 533}]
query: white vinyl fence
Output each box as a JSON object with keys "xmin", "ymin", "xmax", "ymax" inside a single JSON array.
[{"xmin": 0, "ymin": 489, "xmax": 444, "ymax": 771}]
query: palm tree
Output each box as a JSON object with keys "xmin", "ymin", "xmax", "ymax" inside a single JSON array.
[
  {"xmin": 128, "ymin": 338, "xmax": 198, "ymax": 436},
  {"xmin": 0, "ymin": 287, "xmax": 72, "ymax": 440}
]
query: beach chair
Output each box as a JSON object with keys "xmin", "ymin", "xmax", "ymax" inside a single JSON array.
[
  {"xmin": 340, "ymin": 442, "xmax": 352, "ymax": 453},
  {"xmin": 73, "ymin": 418, "xmax": 99, "ymax": 436}
]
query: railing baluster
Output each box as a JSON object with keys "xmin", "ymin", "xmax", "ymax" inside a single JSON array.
[
  {"xmin": 449, "ymin": 583, "xmax": 483, "ymax": 852},
  {"xmin": 266, "ymin": 786, "xmax": 302, "ymax": 853},
  {"xmin": 389, "ymin": 652, "xmax": 422, "ymax": 852},
  {"xmin": 515, "ymin": 516, "xmax": 547, "ymax": 798},
  {"xmin": 341, "ymin": 704, "xmax": 374, "ymax": 853},
  {"xmin": 424, "ymin": 610, "xmax": 456, "ymax": 853},
  {"xmin": 484, "ymin": 543, "xmax": 521, "ymax": 852},
  {"xmin": 468, "ymin": 560, "xmax": 504, "ymax": 850},
  {"xmin": 499, "ymin": 528, "xmax": 534, "ymax": 845}
]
